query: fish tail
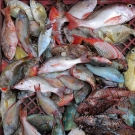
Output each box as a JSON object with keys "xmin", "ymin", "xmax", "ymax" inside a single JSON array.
[
  {"xmin": 1, "ymin": 6, "xmax": 10, "ymax": 16},
  {"xmin": 56, "ymin": 87, "xmax": 66, "ymax": 98},
  {"xmin": 66, "ymin": 12, "xmax": 81, "ymax": 30},
  {"xmin": 80, "ymin": 52, "xmax": 91, "ymax": 63}
]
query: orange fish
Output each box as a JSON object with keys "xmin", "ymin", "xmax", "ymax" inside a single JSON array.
[{"xmin": 1, "ymin": 7, "xmax": 18, "ymax": 60}]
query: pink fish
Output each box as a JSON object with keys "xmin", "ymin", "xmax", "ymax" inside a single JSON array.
[
  {"xmin": 66, "ymin": 4, "xmax": 135, "ymax": 30},
  {"xmin": 38, "ymin": 52, "xmax": 90, "ymax": 74},
  {"xmin": 1, "ymin": 7, "xmax": 18, "ymax": 60}
]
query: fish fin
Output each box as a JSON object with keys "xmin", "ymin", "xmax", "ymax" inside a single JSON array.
[
  {"xmin": 51, "ymin": 63, "xmax": 61, "ymax": 67},
  {"xmin": 56, "ymin": 87, "xmax": 66, "ymax": 98},
  {"xmin": 49, "ymin": 6, "xmax": 60, "ymax": 21},
  {"xmin": 82, "ymin": 12, "xmax": 92, "ymax": 19},
  {"xmin": 104, "ymin": 15, "xmax": 122, "ymax": 24},
  {"xmin": 66, "ymin": 12, "xmax": 81, "ymax": 30},
  {"xmin": 80, "ymin": 52, "xmax": 91, "ymax": 63},
  {"xmin": 1, "ymin": 6, "xmax": 10, "ymax": 16},
  {"xmin": 34, "ymin": 84, "xmax": 41, "ymax": 92}
]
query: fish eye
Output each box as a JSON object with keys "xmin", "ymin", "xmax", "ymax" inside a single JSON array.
[
  {"xmin": 131, "ymin": 49, "xmax": 135, "ymax": 53},
  {"xmin": 35, "ymin": 1, "xmax": 38, "ymax": 5},
  {"xmin": 20, "ymin": 82, "xmax": 23, "ymax": 84},
  {"xmin": 127, "ymin": 4, "xmax": 132, "ymax": 8},
  {"xmin": 9, "ymin": 92, "xmax": 12, "ymax": 95}
]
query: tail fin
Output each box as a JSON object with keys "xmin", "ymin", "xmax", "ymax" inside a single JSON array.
[
  {"xmin": 66, "ymin": 12, "xmax": 81, "ymax": 30},
  {"xmin": 80, "ymin": 52, "xmax": 91, "ymax": 63},
  {"xmin": 34, "ymin": 84, "xmax": 41, "ymax": 93},
  {"xmin": 1, "ymin": 6, "xmax": 10, "ymax": 16}
]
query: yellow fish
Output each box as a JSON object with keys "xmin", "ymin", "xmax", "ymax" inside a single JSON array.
[{"xmin": 124, "ymin": 47, "xmax": 135, "ymax": 91}]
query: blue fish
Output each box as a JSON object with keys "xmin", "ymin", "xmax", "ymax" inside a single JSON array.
[{"xmin": 85, "ymin": 64, "xmax": 124, "ymax": 83}]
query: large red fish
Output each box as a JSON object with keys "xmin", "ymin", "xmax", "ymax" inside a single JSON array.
[{"xmin": 1, "ymin": 7, "xmax": 18, "ymax": 60}]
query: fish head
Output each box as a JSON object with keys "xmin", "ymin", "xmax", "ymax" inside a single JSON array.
[
  {"xmin": 1, "ymin": 90, "xmax": 16, "ymax": 100},
  {"xmin": 30, "ymin": 0, "xmax": 43, "ymax": 11},
  {"xmin": 120, "ymin": 4, "xmax": 135, "ymax": 19},
  {"xmin": 127, "ymin": 47, "xmax": 135, "ymax": 60},
  {"xmin": 12, "ymin": 79, "xmax": 28, "ymax": 90}
]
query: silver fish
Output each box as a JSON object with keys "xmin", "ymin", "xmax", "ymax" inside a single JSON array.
[{"xmin": 38, "ymin": 27, "xmax": 52, "ymax": 57}]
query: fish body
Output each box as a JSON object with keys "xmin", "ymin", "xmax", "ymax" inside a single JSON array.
[
  {"xmin": 4, "ymin": 0, "xmax": 34, "ymax": 20},
  {"xmin": 1, "ymin": 90, "xmax": 16, "ymax": 120},
  {"xmin": 30, "ymin": 21, "xmax": 40, "ymax": 37},
  {"xmin": 66, "ymin": 4, "xmax": 135, "ymax": 30},
  {"xmin": 14, "ymin": 125, "xmax": 23, "ymax": 135},
  {"xmin": 38, "ymin": 53, "xmax": 90, "ymax": 74},
  {"xmin": 92, "ymin": 25, "xmax": 135, "ymax": 44},
  {"xmin": 30, "ymin": 0, "xmax": 47, "ymax": 32},
  {"xmin": 27, "ymin": 114, "xmax": 54, "ymax": 133},
  {"xmin": 59, "ymin": 75, "xmax": 84, "ymax": 90},
  {"xmin": 38, "ymin": 27, "xmax": 52, "ymax": 57},
  {"xmin": 3, "ymin": 100, "xmax": 23, "ymax": 135},
  {"xmin": 124, "ymin": 47, "xmax": 135, "ymax": 91},
  {"xmin": 71, "ymin": 65, "xmax": 96, "ymax": 90},
  {"xmin": 0, "ymin": 58, "xmax": 29, "ymax": 91},
  {"xmin": 35, "ymin": 85, "xmax": 62, "ymax": 119},
  {"xmin": 13, "ymin": 76, "xmax": 64, "ymax": 97},
  {"xmin": 1, "ymin": 7, "xmax": 18, "ymax": 60},
  {"xmin": 20, "ymin": 109, "xmax": 41, "ymax": 135},
  {"xmin": 15, "ymin": 9, "xmax": 35, "ymax": 56},
  {"xmin": 86, "ymin": 64, "xmax": 124, "ymax": 83},
  {"xmin": 63, "ymin": 102, "xmax": 77, "ymax": 131}
]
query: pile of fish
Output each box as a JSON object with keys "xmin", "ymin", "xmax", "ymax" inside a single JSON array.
[{"xmin": 1, "ymin": 0, "xmax": 135, "ymax": 134}]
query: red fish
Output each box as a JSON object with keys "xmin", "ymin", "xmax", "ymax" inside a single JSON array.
[{"xmin": 1, "ymin": 7, "xmax": 18, "ymax": 60}]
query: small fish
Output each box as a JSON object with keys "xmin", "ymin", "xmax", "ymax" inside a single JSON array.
[
  {"xmin": 38, "ymin": 52, "xmax": 90, "ymax": 74},
  {"xmin": 4, "ymin": 0, "xmax": 34, "ymax": 20},
  {"xmin": 74, "ymin": 82, "xmax": 92, "ymax": 104},
  {"xmin": 124, "ymin": 47, "xmax": 135, "ymax": 91},
  {"xmin": 63, "ymin": 102, "xmax": 77, "ymax": 131},
  {"xmin": 71, "ymin": 65, "xmax": 96, "ymax": 90},
  {"xmin": 1, "ymin": 6, "xmax": 18, "ymax": 60},
  {"xmin": 1, "ymin": 90, "xmax": 16, "ymax": 120},
  {"xmin": 35, "ymin": 84, "xmax": 62, "ymax": 119},
  {"xmin": 27, "ymin": 114, "xmax": 54, "ymax": 133},
  {"xmin": 30, "ymin": 21, "xmax": 40, "ymax": 37},
  {"xmin": 15, "ymin": 46, "xmax": 28, "ymax": 60},
  {"xmin": 91, "ymin": 25, "xmax": 135, "ymax": 44},
  {"xmin": 86, "ymin": 64, "xmax": 124, "ymax": 83},
  {"xmin": 66, "ymin": 4, "xmax": 135, "ymax": 30},
  {"xmin": 38, "ymin": 27, "xmax": 52, "ymax": 57},
  {"xmin": 3, "ymin": 100, "xmax": 23, "ymax": 135},
  {"xmin": 15, "ymin": 9, "xmax": 36, "ymax": 57},
  {"xmin": 59, "ymin": 75, "xmax": 84, "ymax": 90},
  {"xmin": 68, "ymin": 127, "xmax": 86, "ymax": 135},
  {"xmin": 0, "ymin": 57, "xmax": 30, "ymax": 91},
  {"xmin": 20, "ymin": 109, "xmax": 41, "ymax": 135},
  {"xmin": 13, "ymin": 76, "xmax": 65, "ymax": 97},
  {"xmin": 30, "ymin": 0, "xmax": 47, "ymax": 33}
]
